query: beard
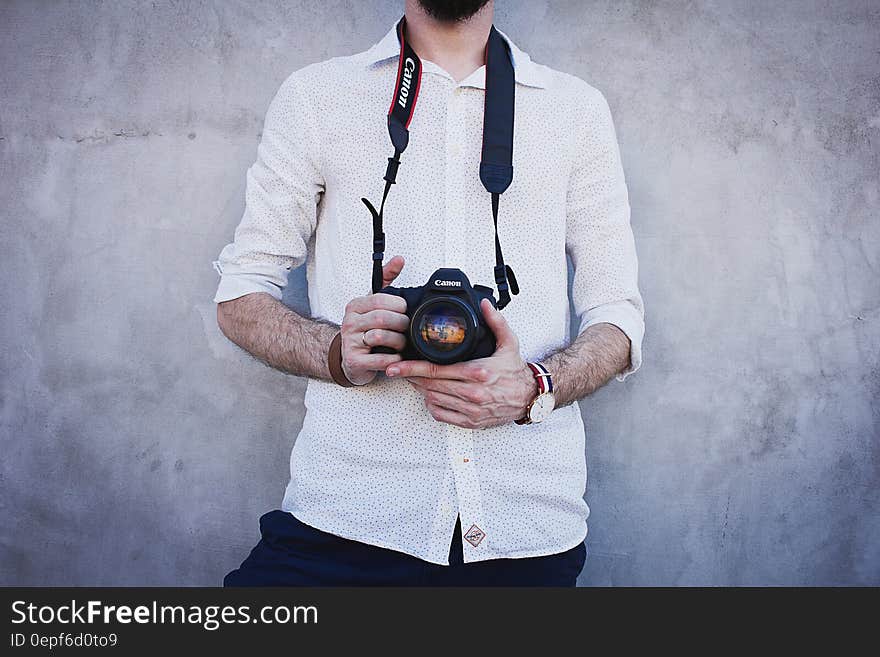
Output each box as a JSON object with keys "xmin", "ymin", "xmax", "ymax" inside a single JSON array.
[{"xmin": 416, "ymin": 0, "xmax": 491, "ymax": 22}]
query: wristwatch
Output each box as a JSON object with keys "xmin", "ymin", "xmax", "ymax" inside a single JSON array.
[{"xmin": 515, "ymin": 362, "xmax": 556, "ymax": 425}]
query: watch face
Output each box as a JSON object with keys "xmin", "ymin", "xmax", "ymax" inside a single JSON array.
[{"xmin": 529, "ymin": 393, "xmax": 555, "ymax": 423}]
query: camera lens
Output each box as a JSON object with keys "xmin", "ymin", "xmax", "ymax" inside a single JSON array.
[
  {"xmin": 417, "ymin": 302, "xmax": 468, "ymax": 352},
  {"xmin": 410, "ymin": 297, "xmax": 479, "ymax": 363}
]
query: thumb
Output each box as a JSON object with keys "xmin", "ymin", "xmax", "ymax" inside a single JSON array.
[
  {"xmin": 481, "ymin": 299, "xmax": 518, "ymax": 351},
  {"xmin": 382, "ymin": 256, "xmax": 405, "ymax": 288}
]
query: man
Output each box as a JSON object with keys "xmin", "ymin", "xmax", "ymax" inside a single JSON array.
[{"xmin": 214, "ymin": 0, "xmax": 643, "ymax": 587}]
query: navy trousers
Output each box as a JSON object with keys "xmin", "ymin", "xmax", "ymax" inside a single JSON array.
[{"xmin": 224, "ymin": 510, "xmax": 586, "ymax": 587}]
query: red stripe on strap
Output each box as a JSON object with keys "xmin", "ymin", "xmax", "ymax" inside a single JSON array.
[
  {"xmin": 388, "ymin": 24, "xmax": 406, "ymax": 117},
  {"xmin": 404, "ymin": 61, "xmax": 422, "ymax": 129}
]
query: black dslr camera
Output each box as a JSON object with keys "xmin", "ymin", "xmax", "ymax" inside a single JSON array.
[{"xmin": 372, "ymin": 268, "xmax": 497, "ymax": 364}]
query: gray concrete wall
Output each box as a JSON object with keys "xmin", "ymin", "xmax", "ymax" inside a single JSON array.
[{"xmin": 1, "ymin": 0, "xmax": 877, "ymax": 586}]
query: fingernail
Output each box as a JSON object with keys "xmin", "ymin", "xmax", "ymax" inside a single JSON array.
[{"xmin": 387, "ymin": 367, "xmax": 399, "ymax": 377}]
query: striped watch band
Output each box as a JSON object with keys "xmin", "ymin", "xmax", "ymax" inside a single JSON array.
[{"xmin": 526, "ymin": 361, "xmax": 553, "ymax": 394}]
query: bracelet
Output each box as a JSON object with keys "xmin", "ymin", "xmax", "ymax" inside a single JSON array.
[{"xmin": 327, "ymin": 332, "xmax": 355, "ymax": 387}]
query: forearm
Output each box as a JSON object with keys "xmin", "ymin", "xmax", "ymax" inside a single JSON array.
[
  {"xmin": 216, "ymin": 292, "xmax": 337, "ymax": 380},
  {"xmin": 542, "ymin": 322, "xmax": 632, "ymax": 407}
]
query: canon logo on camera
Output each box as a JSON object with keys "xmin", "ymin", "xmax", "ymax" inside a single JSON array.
[{"xmin": 434, "ymin": 279, "xmax": 461, "ymax": 287}]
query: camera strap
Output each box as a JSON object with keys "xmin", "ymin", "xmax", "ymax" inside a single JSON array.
[{"xmin": 362, "ymin": 17, "xmax": 519, "ymax": 309}]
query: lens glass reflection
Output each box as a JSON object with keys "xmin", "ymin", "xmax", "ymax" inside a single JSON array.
[{"xmin": 417, "ymin": 303, "xmax": 468, "ymax": 352}]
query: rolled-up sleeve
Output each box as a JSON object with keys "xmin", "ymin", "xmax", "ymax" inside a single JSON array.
[
  {"xmin": 566, "ymin": 87, "xmax": 644, "ymax": 380},
  {"xmin": 213, "ymin": 73, "xmax": 324, "ymax": 303}
]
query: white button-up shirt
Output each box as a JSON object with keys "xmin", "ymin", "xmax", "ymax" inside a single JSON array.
[{"xmin": 213, "ymin": 23, "xmax": 644, "ymax": 565}]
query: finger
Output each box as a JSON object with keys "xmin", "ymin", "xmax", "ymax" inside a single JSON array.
[
  {"xmin": 425, "ymin": 403, "xmax": 476, "ymax": 429},
  {"xmin": 346, "ymin": 293, "xmax": 407, "ymax": 314},
  {"xmin": 481, "ymin": 298, "xmax": 518, "ymax": 351},
  {"xmin": 363, "ymin": 328, "xmax": 406, "ymax": 352},
  {"xmin": 346, "ymin": 352, "xmax": 403, "ymax": 372},
  {"xmin": 386, "ymin": 359, "xmax": 488, "ymax": 381},
  {"xmin": 421, "ymin": 388, "xmax": 484, "ymax": 418},
  {"xmin": 406, "ymin": 377, "xmax": 491, "ymax": 404},
  {"xmin": 352, "ymin": 309, "xmax": 410, "ymax": 333},
  {"xmin": 406, "ymin": 377, "xmax": 437, "ymax": 391},
  {"xmin": 381, "ymin": 255, "xmax": 405, "ymax": 288}
]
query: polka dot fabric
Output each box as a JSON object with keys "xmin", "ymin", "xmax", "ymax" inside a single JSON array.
[{"xmin": 213, "ymin": 24, "xmax": 644, "ymax": 565}]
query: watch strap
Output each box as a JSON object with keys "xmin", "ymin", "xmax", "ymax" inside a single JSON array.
[
  {"xmin": 526, "ymin": 361, "xmax": 553, "ymax": 393},
  {"xmin": 516, "ymin": 362, "xmax": 553, "ymax": 425}
]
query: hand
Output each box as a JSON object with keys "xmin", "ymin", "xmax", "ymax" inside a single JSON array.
[
  {"xmin": 386, "ymin": 299, "xmax": 538, "ymax": 429},
  {"xmin": 340, "ymin": 256, "xmax": 409, "ymax": 386}
]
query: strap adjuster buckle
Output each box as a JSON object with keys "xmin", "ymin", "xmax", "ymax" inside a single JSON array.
[
  {"xmin": 384, "ymin": 155, "xmax": 401, "ymax": 184},
  {"xmin": 494, "ymin": 264, "xmax": 507, "ymax": 287}
]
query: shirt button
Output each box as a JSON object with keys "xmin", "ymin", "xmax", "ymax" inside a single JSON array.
[{"xmin": 451, "ymin": 144, "xmax": 462, "ymax": 155}]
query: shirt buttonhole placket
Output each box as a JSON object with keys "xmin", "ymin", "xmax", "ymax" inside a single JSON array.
[{"xmin": 443, "ymin": 87, "xmax": 460, "ymax": 266}]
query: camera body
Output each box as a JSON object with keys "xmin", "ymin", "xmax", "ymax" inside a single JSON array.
[{"xmin": 373, "ymin": 268, "xmax": 497, "ymax": 364}]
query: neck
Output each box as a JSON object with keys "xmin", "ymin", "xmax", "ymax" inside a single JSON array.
[{"xmin": 403, "ymin": 0, "xmax": 494, "ymax": 82}]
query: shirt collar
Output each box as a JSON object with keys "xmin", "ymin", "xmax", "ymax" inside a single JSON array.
[{"xmin": 357, "ymin": 22, "xmax": 547, "ymax": 90}]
